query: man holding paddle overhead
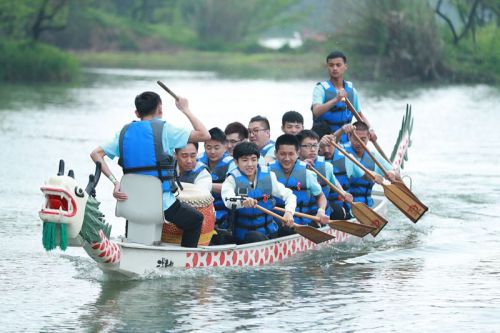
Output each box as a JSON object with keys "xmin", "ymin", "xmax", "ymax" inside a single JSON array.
[
  {"xmin": 90, "ymin": 91, "xmax": 210, "ymax": 248},
  {"xmin": 311, "ymin": 51, "xmax": 376, "ymax": 143}
]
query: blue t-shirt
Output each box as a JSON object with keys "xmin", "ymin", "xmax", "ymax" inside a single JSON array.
[{"xmin": 102, "ymin": 119, "xmax": 191, "ymax": 210}]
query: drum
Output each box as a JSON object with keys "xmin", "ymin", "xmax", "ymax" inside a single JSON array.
[{"xmin": 162, "ymin": 182, "xmax": 216, "ymax": 246}]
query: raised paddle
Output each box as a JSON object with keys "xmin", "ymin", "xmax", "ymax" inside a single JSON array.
[
  {"xmin": 254, "ymin": 205, "xmax": 334, "ymax": 244},
  {"xmin": 273, "ymin": 207, "xmax": 375, "ymax": 238},
  {"xmin": 307, "ymin": 165, "xmax": 387, "ymax": 237},
  {"xmin": 343, "ymin": 97, "xmax": 391, "ymax": 163},
  {"xmin": 157, "ymin": 80, "xmax": 179, "ymax": 101},
  {"xmin": 350, "ymin": 130, "xmax": 428, "ymax": 222},
  {"xmin": 331, "ymin": 141, "xmax": 426, "ymax": 223}
]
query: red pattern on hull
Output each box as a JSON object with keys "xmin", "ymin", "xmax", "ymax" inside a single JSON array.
[{"xmin": 184, "ymin": 228, "xmax": 345, "ymax": 268}]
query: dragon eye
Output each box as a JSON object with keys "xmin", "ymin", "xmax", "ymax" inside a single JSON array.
[{"xmin": 75, "ymin": 187, "xmax": 84, "ymax": 198}]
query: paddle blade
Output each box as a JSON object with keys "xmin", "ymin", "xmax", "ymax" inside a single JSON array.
[
  {"xmin": 383, "ymin": 183, "xmax": 427, "ymax": 223},
  {"xmin": 327, "ymin": 220, "xmax": 375, "ymax": 238},
  {"xmin": 393, "ymin": 181, "xmax": 429, "ymax": 213},
  {"xmin": 294, "ymin": 225, "xmax": 334, "ymax": 244},
  {"xmin": 351, "ymin": 202, "xmax": 388, "ymax": 237}
]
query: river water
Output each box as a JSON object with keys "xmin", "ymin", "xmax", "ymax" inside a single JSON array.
[{"xmin": 0, "ymin": 69, "xmax": 499, "ymax": 332}]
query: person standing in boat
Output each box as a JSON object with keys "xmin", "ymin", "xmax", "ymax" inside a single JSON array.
[
  {"xmin": 281, "ymin": 111, "xmax": 304, "ymax": 135},
  {"xmin": 248, "ymin": 115, "xmax": 275, "ymax": 164},
  {"xmin": 337, "ymin": 121, "xmax": 397, "ymax": 207},
  {"xmin": 269, "ymin": 134, "xmax": 330, "ymax": 227},
  {"xmin": 175, "ymin": 142, "xmax": 212, "ymax": 193},
  {"xmin": 311, "ymin": 51, "xmax": 377, "ymax": 143},
  {"xmin": 221, "ymin": 142, "xmax": 296, "ymax": 244},
  {"xmin": 90, "ymin": 91, "xmax": 210, "ymax": 248},
  {"xmin": 199, "ymin": 127, "xmax": 233, "ymax": 228},
  {"xmin": 297, "ymin": 129, "xmax": 353, "ymax": 220},
  {"xmin": 224, "ymin": 122, "xmax": 248, "ymax": 156}
]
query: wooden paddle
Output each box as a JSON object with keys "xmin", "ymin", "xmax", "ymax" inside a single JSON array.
[
  {"xmin": 343, "ymin": 97, "xmax": 391, "ymax": 163},
  {"xmin": 331, "ymin": 141, "xmax": 426, "ymax": 223},
  {"xmin": 157, "ymin": 80, "xmax": 179, "ymax": 101},
  {"xmin": 273, "ymin": 207, "xmax": 375, "ymax": 238},
  {"xmin": 350, "ymin": 130, "xmax": 428, "ymax": 222},
  {"xmin": 254, "ymin": 205, "xmax": 334, "ymax": 244},
  {"xmin": 307, "ymin": 165, "xmax": 387, "ymax": 237}
]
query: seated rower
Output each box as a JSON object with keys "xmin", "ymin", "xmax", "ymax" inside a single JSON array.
[
  {"xmin": 248, "ymin": 115, "xmax": 275, "ymax": 164},
  {"xmin": 175, "ymin": 142, "xmax": 212, "ymax": 193},
  {"xmin": 221, "ymin": 142, "xmax": 296, "ymax": 244},
  {"xmin": 269, "ymin": 134, "xmax": 330, "ymax": 227},
  {"xmin": 199, "ymin": 127, "xmax": 233, "ymax": 228},
  {"xmin": 340, "ymin": 121, "xmax": 397, "ymax": 207},
  {"xmin": 224, "ymin": 122, "xmax": 248, "ymax": 156},
  {"xmin": 281, "ymin": 110, "xmax": 304, "ymax": 135},
  {"xmin": 297, "ymin": 129, "xmax": 353, "ymax": 220}
]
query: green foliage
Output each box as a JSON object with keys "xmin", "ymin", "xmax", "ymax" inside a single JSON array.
[
  {"xmin": 0, "ymin": 40, "xmax": 78, "ymax": 82},
  {"xmin": 336, "ymin": 0, "xmax": 444, "ymax": 81},
  {"xmin": 443, "ymin": 23, "xmax": 499, "ymax": 82}
]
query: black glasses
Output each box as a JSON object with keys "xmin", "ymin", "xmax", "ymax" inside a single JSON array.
[
  {"xmin": 300, "ymin": 143, "xmax": 319, "ymax": 150},
  {"xmin": 248, "ymin": 128, "xmax": 268, "ymax": 135}
]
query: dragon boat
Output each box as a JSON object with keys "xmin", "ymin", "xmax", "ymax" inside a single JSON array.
[{"xmin": 38, "ymin": 107, "xmax": 414, "ymax": 277}]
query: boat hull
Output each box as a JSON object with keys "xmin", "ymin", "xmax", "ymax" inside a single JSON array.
[{"xmin": 96, "ymin": 195, "xmax": 387, "ymax": 277}]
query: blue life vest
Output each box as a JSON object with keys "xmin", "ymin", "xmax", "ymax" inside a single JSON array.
[
  {"xmin": 313, "ymin": 80, "xmax": 355, "ymax": 143},
  {"xmin": 269, "ymin": 160, "xmax": 314, "ymax": 225},
  {"xmin": 118, "ymin": 119, "xmax": 176, "ymax": 193},
  {"xmin": 178, "ymin": 161, "xmax": 208, "ymax": 184},
  {"xmin": 310, "ymin": 156, "xmax": 331, "ymax": 216},
  {"xmin": 330, "ymin": 149, "xmax": 351, "ymax": 215},
  {"xmin": 260, "ymin": 141, "xmax": 275, "ymax": 157},
  {"xmin": 345, "ymin": 144, "xmax": 375, "ymax": 207},
  {"xmin": 230, "ymin": 166, "xmax": 278, "ymax": 242},
  {"xmin": 199, "ymin": 153, "xmax": 233, "ymax": 225}
]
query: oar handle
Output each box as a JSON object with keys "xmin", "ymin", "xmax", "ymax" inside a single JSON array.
[
  {"xmin": 307, "ymin": 164, "xmax": 345, "ymax": 198},
  {"xmin": 274, "ymin": 206, "xmax": 320, "ymax": 222},
  {"xmin": 331, "ymin": 141, "xmax": 375, "ymax": 181},
  {"xmin": 255, "ymin": 205, "xmax": 287, "ymax": 223},
  {"xmin": 157, "ymin": 80, "xmax": 179, "ymax": 101},
  {"xmin": 350, "ymin": 131, "xmax": 390, "ymax": 179},
  {"xmin": 343, "ymin": 97, "xmax": 391, "ymax": 163}
]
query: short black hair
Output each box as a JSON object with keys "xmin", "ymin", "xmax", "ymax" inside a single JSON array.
[
  {"xmin": 249, "ymin": 115, "xmax": 270, "ymax": 130},
  {"xmin": 297, "ymin": 129, "xmax": 319, "ymax": 144},
  {"xmin": 352, "ymin": 121, "xmax": 369, "ymax": 131},
  {"xmin": 135, "ymin": 91, "xmax": 162, "ymax": 117},
  {"xmin": 224, "ymin": 122, "xmax": 248, "ymax": 139},
  {"xmin": 311, "ymin": 122, "xmax": 332, "ymax": 139},
  {"xmin": 233, "ymin": 141, "xmax": 260, "ymax": 160},
  {"xmin": 175, "ymin": 142, "xmax": 198, "ymax": 153},
  {"xmin": 326, "ymin": 51, "xmax": 347, "ymax": 63},
  {"xmin": 282, "ymin": 111, "xmax": 304, "ymax": 126},
  {"xmin": 275, "ymin": 134, "xmax": 299, "ymax": 152},
  {"xmin": 208, "ymin": 127, "xmax": 227, "ymax": 143}
]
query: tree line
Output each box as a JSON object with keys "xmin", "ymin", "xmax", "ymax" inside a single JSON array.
[{"xmin": 0, "ymin": 0, "xmax": 498, "ymax": 83}]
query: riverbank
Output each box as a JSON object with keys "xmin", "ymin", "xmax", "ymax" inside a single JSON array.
[{"xmin": 75, "ymin": 51, "xmax": 325, "ymax": 79}]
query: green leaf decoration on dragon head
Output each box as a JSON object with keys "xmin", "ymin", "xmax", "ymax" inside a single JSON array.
[{"xmin": 39, "ymin": 160, "xmax": 111, "ymax": 251}]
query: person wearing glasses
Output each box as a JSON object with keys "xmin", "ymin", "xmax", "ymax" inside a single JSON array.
[
  {"xmin": 224, "ymin": 122, "xmax": 248, "ymax": 156},
  {"xmin": 248, "ymin": 115, "xmax": 275, "ymax": 164},
  {"xmin": 298, "ymin": 129, "xmax": 353, "ymax": 220},
  {"xmin": 199, "ymin": 127, "xmax": 233, "ymax": 227},
  {"xmin": 281, "ymin": 111, "xmax": 304, "ymax": 135},
  {"xmin": 269, "ymin": 134, "xmax": 330, "ymax": 227}
]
